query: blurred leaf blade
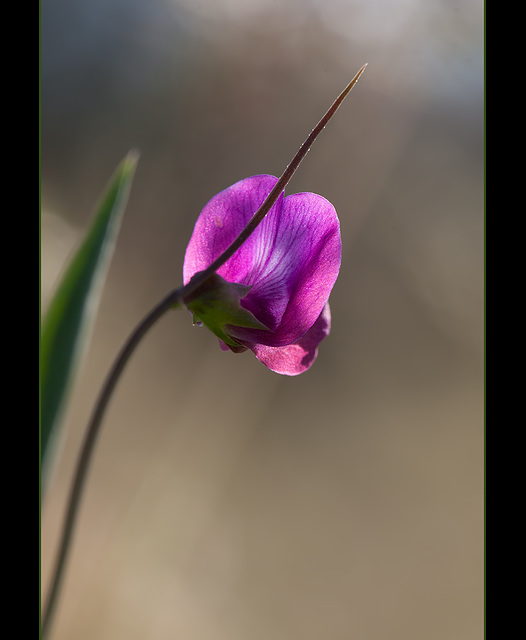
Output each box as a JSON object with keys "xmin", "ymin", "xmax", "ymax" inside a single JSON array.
[{"xmin": 41, "ymin": 151, "xmax": 139, "ymax": 481}]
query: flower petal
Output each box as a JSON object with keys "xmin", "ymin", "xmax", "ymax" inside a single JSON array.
[
  {"xmin": 183, "ymin": 175, "xmax": 283, "ymax": 288},
  {"xmin": 183, "ymin": 175, "xmax": 341, "ymax": 351},
  {"xmin": 248, "ymin": 303, "xmax": 332, "ymax": 375},
  {"xmin": 229, "ymin": 191, "xmax": 341, "ymax": 346}
]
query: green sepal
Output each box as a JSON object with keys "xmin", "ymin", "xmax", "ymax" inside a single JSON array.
[{"xmin": 185, "ymin": 273, "xmax": 270, "ymax": 347}]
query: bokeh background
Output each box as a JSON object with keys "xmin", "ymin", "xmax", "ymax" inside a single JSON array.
[{"xmin": 41, "ymin": 1, "xmax": 484, "ymax": 638}]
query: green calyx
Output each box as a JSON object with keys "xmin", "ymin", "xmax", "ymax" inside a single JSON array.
[{"xmin": 183, "ymin": 272, "xmax": 270, "ymax": 348}]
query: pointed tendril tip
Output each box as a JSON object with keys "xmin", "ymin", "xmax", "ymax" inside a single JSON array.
[{"xmin": 182, "ymin": 64, "xmax": 367, "ymax": 300}]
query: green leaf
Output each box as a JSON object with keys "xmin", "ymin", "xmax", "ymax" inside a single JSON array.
[{"xmin": 41, "ymin": 151, "xmax": 139, "ymax": 483}]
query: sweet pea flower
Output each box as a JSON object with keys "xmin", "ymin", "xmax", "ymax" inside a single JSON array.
[{"xmin": 183, "ymin": 174, "xmax": 341, "ymax": 375}]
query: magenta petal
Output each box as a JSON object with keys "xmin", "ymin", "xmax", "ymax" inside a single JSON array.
[
  {"xmin": 183, "ymin": 175, "xmax": 283, "ymax": 287},
  {"xmin": 183, "ymin": 175, "xmax": 341, "ymax": 373},
  {"xmin": 248, "ymin": 304, "xmax": 332, "ymax": 375},
  {"xmin": 228, "ymin": 191, "xmax": 341, "ymax": 346},
  {"xmin": 267, "ymin": 191, "xmax": 339, "ymax": 340}
]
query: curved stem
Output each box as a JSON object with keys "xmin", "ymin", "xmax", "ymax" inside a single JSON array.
[{"xmin": 41, "ymin": 287, "xmax": 183, "ymax": 638}]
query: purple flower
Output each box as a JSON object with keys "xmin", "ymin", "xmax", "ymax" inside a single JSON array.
[{"xmin": 183, "ymin": 174, "xmax": 341, "ymax": 375}]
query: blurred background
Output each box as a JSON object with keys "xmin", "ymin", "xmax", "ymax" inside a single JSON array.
[{"xmin": 41, "ymin": 1, "xmax": 484, "ymax": 639}]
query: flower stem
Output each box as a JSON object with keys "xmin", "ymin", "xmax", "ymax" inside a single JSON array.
[
  {"xmin": 41, "ymin": 64, "xmax": 367, "ymax": 638},
  {"xmin": 41, "ymin": 287, "xmax": 183, "ymax": 638}
]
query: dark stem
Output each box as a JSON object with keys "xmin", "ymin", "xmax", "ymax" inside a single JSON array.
[
  {"xmin": 41, "ymin": 287, "xmax": 183, "ymax": 638},
  {"xmin": 183, "ymin": 63, "xmax": 367, "ymax": 294},
  {"xmin": 41, "ymin": 64, "xmax": 367, "ymax": 638}
]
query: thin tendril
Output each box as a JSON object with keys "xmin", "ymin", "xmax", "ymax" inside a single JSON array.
[{"xmin": 184, "ymin": 63, "xmax": 367, "ymax": 294}]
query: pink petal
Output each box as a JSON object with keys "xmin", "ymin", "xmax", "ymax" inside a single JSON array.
[
  {"xmin": 183, "ymin": 175, "xmax": 283, "ymax": 287},
  {"xmin": 248, "ymin": 304, "xmax": 332, "ymax": 375},
  {"xmin": 229, "ymin": 191, "xmax": 341, "ymax": 347},
  {"xmin": 183, "ymin": 175, "xmax": 341, "ymax": 353}
]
